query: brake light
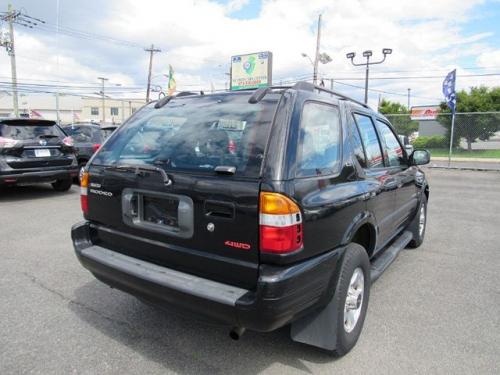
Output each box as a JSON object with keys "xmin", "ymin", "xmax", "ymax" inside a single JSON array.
[
  {"xmin": 0, "ymin": 136, "xmax": 19, "ymax": 148},
  {"xmin": 92, "ymin": 143, "xmax": 101, "ymax": 153},
  {"xmin": 259, "ymin": 192, "xmax": 303, "ymax": 254},
  {"xmin": 80, "ymin": 171, "xmax": 89, "ymax": 215},
  {"xmin": 62, "ymin": 136, "xmax": 74, "ymax": 147}
]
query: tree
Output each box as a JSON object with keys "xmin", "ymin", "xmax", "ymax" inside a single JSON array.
[
  {"xmin": 439, "ymin": 86, "xmax": 500, "ymax": 151},
  {"xmin": 378, "ymin": 99, "xmax": 419, "ymax": 136}
]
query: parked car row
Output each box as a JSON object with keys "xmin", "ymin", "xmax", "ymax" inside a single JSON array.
[{"xmin": 0, "ymin": 120, "xmax": 117, "ymax": 190}]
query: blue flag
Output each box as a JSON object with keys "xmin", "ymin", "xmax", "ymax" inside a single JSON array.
[{"xmin": 442, "ymin": 69, "xmax": 456, "ymax": 113}]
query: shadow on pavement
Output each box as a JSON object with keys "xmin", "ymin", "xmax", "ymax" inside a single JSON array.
[
  {"xmin": 0, "ymin": 184, "xmax": 77, "ymax": 202},
  {"xmin": 71, "ymin": 280, "xmax": 336, "ymax": 374}
]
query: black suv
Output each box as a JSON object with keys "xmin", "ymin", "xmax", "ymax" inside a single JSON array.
[
  {"xmin": 62, "ymin": 123, "xmax": 118, "ymax": 177},
  {"xmin": 0, "ymin": 119, "xmax": 78, "ymax": 190},
  {"xmin": 71, "ymin": 82, "xmax": 430, "ymax": 356}
]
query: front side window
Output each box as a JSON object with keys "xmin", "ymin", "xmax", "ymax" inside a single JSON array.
[
  {"xmin": 376, "ymin": 120, "xmax": 405, "ymax": 167},
  {"xmin": 353, "ymin": 114, "xmax": 384, "ymax": 168},
  {"xmin": 92, "ymin": 93, "xmax": 279, "ymax": 178},
  {"xmin": 110, "ymin": 107, "xmax": 119, "ymax": 116},
  {"xmin": 91, "ymin": 107, "xmax": 99, "ymax": 116},
  {"xmin": 296, "ymin": 102, "xmax": 341, "ymax": 177}
]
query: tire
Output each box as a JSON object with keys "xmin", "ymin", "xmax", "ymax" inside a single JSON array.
[
  {"xmin": 331, "ymin": 243, "xmax": 371, "ymax": 357},
  {"xmin": 52, "ymin": 178, "xmax": 72, "ymax": 192},
  {"xmin": 407, "ymin": 194, "xmax": 427, "ymax": 249}
]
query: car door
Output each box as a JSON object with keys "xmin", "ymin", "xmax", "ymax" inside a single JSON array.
[
  {"xmin": 351, "ymin": 112, "xmax": 399, "ymax": 250},
  {"xmin": 375, "ymin": 119, "xmax": 418, "ymax": 229}
]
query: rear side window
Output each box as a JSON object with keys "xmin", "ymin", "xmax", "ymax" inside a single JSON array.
[
  {"xmin": 376, "ymin": 120, "xmax": 405, "ymax": 167},
  {"xmin": 92, "ymin": 94, "xmax": 279, "ymax": 178},
  {"xmin": 296, "ymin": 102, "xmax": 341, "ymax": 177},
  {"xmin": 348, "ymin": 121, "xmax": 367, "ymax": 168},
  {"xmin": 353, "ymin": 114, "xmax": 384, "ymax": 168},
  {"xmin": 0, "ymin": 123, "xmax": 64, "ymax": 140}
]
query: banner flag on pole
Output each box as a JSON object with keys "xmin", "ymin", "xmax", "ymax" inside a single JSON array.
[
  {"xmin": 442, "ymin": 69, "xmax": 456, "ymax": 113},
  {"xmin": 167, "ymin": 65, "xmax": 176, "ymax": 96}
]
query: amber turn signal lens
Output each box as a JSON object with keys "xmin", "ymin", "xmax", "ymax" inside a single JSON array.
[
  {"xmin": 80, "ymin": 171, "xmax": 89, "ymax": 188},
  {"xmin": 260, "ymin": 192, "xmax": 300, "ymax": 215}
]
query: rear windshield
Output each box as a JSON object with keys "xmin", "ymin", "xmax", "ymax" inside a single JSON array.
[
  {"xmin": 63, "ymin": 125, "xmax": 102, "ymax": 143},
  {"xmin": 92, "ymin": 93, "xmax": 279, "ymax": 178},
  {"xmin": 0, "ymin": 123, "xmax": 64, "ymax": 140}
]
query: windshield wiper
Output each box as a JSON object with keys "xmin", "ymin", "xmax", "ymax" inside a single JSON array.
[{"xmin": 108, "ymin": 163, "xmax": 172, "ymax": 186}]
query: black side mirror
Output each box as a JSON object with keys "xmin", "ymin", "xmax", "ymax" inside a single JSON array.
[{"xmin": 410, "ymin": 149, "xmax": 431, "ymax": 166}]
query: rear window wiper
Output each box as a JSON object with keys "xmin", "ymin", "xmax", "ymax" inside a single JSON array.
[
  {"xmin": 38, "ymin": 134, "xmax": 59, "ymax": 139},
  {"xmin": 107, "ymin": 163, "xmax": 172, "ymax": 186},
  {"xmin": 214, "ymin": 165, "xmax": 236, "ymax": 175}
]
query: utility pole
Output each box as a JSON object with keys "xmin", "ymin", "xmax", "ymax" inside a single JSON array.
[
  {"xmin": 407, "ymin": 88, "xmax": 411, "ymax": 110},
  {"xmin": 1, "ymin": 5, "xmax": 45, "ymax": 118},
  {"xmin": 313, "ymin": 14, "xmax": 322, "ymax": 86},
  {"xmin": 98, "ymin": 77, "xmax": 108, "ymax": 124},
  {"xmin": 0, "ymin": 4, "xmax": 19, "ymax": 117},
  {"xmin": 145, "ymin": 44, "xmax": 161, "ymax": 102}
]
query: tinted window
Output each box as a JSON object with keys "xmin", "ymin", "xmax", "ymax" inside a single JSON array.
[
  {"xmin": 92, "ymin": 94, "xmax": 279, "ymax": 178},
  {"xmin": 64, "ymin": 126, "xmax": 101, "ymax": 143},
  {"xmin": 348, "ymin": 120, "xmax": 367, "ymax": 168},
  {"xmin": 376, "ymin": 120, "xmax": 405, "ymax": 167},
  {"xmin": 296, "ymin": 102, "xmax": 341, "ymax": 177},
  {"xmin": 0, "ymin": 123, "xmax": 64, "ymax": 140},
  {"xmin": 353, "ymin": 114, "xmax": 384, "ymax": 168}
]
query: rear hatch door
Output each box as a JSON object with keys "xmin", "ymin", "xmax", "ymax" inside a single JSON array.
[
  {"xmin": 86, "ymin": 93, "xmax": 280, "ymax": 289},
  {"xmin": 0, "ymin": 120, "xmax": 74, "ymax": 171}
]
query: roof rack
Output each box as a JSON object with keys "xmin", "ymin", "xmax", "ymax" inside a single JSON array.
[{"xmin": 291, "ymin": 81, "xmax": 369, "ymax": 108}]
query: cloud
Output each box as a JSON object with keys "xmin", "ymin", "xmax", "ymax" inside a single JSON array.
[{"xmin": 2, "ymin": 0, "xmax": 498, "ymax": 106}]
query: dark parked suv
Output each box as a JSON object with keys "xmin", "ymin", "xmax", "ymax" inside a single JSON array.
[
  {"xmin": 0, "ymin": 118, "xmax": 78, "ymax": 190},
  {"xmin": 71, "ymin": 82, "xmax": 430, "ymax": 356},
  {"xmin": 62, "ymin": 123, "xmax": 118, "ymax": 177}
]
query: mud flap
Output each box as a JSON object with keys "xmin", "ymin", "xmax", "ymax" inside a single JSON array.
[{"xmin": 290, "ymin": 292, "xmax": 340, "ymax": 351}]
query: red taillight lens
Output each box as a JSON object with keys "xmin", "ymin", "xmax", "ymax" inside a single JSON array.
[
  {"xmin": 260, "ymin": 224, "xmax": 302, "ymax": 254},
  {"xmin": 259, "ymin": 192, "xmax": 303, "ymax": 254},
  {"xmin": 0, "ymin": 136, "xmax": 19, "ymax": 148},
  {"xmin": 62, "ymin": 136, "xmax": 74, "ymax": 147},
  {"xmin": 92, "ymin": 143, "xmax": 101, "ymax": 153},
  {"xmin": 80, "ymin": 171, "xmax": 89, "ymax": 215}
]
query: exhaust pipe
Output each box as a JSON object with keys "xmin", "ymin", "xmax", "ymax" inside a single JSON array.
[{"xmin": 229, "ymin": 327, "xmax": 246, "ymax": 340}]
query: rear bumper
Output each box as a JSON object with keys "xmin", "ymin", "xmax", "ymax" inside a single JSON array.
[
  {"xmin": 72, "ymin": 221, "xmax": 343, "ymax": 332},
  {"xmin": 0, "ymin": 167, "xmax": 78, "ymax": 185}
]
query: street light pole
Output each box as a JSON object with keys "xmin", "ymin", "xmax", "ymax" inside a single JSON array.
[
  {"xmin": 346, "ymin": 48, "xmax": 392, "ymax": 104},
  {"xmin": 98, "ymin": 77, "xmax": 108, "ymax": 124}
]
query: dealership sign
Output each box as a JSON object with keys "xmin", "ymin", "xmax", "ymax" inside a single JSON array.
[
  {"xmin": 410, "ymin": 106, "xmax": 441, "ymax": 120},
  {"xmin": 230, "ymin": 51, "xmax": 273, "ymax": 91}
]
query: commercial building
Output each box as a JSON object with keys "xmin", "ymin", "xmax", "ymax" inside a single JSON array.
[{"xmin": 0, "ymin": 93, "xmax": 145, "ymax": 125}]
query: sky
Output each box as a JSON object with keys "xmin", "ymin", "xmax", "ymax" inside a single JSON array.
[{"xmin": 0, "ymin": 0, "xmax": 499, "ymax": 108}]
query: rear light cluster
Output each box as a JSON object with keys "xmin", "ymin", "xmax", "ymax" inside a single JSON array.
[
  {"xmin": 259, "ymin": 192, "xmax": 303, "ymax": 254},
  {"xmin": 0, "ymin": 136, "xmax": 19, "ymax": 148},
  {"xmin": 80, "ymin": 171, "xmax": 89, "ymax": 215},
  {"xmin": 62, "ymin": 136, "xmax": 74, "ymax": 147}
]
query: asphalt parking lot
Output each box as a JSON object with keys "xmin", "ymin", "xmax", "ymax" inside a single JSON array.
[{"xmin": 1, "ymin": 168, "xmax": 499, "ymax": 375}]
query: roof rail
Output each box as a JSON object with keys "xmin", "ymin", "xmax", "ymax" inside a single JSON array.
[{"xmin": 291, "ymin": 81, "xmax": 369, "ymax": 108}]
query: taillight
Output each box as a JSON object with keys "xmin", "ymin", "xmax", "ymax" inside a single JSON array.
[
  {"xmin": 0, "ymin": 136, "xmax": 19, "ymax": 148},
  {"xmin": 80, "ymin": 171, "xmax": 89, "ymax": 215},
  {"xmin": 259, "ymin": 192, "xmax": 303, "ymax": 254},
  {"xmin": 228, "ymin": 139, "xmax": 236, "ymax": 154},
  {"xmin": 62, "ymin": 136, "xmax": 74, "ymax": 147},
  {"xmin": 92, "ymin": 143, "xmax": 101, "ymax": 153}
]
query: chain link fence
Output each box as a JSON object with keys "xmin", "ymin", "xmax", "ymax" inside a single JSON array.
[{"xmin": 385, "ymin": 112, "xmax": 500, "ymax": 170}]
